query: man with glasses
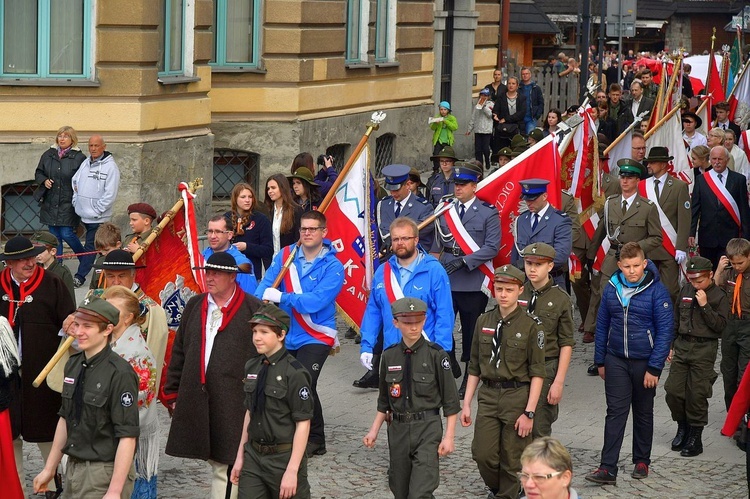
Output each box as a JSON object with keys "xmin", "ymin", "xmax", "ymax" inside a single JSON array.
[
  {"xmin": 255, "ymin": 211, "xmax": 345, "ymax": 458},
  {"xmin": 203, "ymin": 214, "xmax": 257, "ymax": 294},
  {"xmin": 681, "ymin": 111, "xmax": 706, "ymax": 153}
]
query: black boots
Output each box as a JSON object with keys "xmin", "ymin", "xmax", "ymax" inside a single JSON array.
[
  {"xmin": 671, "ymin": 421, "xmax": 689, "ymax": 451},
  {"xmin": 458, "ymin": 362, "xmax": 469, "ymax": 398},
  {"xmin": 353, "ymin": 354, "xmax": 380, "ymax": 389},
  {"xmin": 680, "ymin": 426, "xmax": 704, "ymax": 457}
]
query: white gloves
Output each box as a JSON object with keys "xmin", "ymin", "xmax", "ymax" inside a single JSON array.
[
  {"xmin": 675, "ymin": 250, "xmax": 687, "ymax": 265},
  {"xmin": 360, "ymin": 352, "xmax": 373, "ymax": 370},
  {"xmin": 262, "ymin": 287, "xmax": 282, "ymax": 303}
]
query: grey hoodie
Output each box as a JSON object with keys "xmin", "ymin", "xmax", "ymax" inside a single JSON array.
[{"xmin": 72, "ymin": 151, "xmax": 120, "ymax": 223}]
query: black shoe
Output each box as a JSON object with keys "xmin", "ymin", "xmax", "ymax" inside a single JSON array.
[
  {"xmin": 671, "ymin": 421, "xmax": 689, "ymax": 451},
  {"xmin": 585, "ymin": 467, "xmax": 616, "ymax": 485},
  {"xmin": 631, "ymin": 462, "xmax": 649, "ymax": 479},
  {"xmin": 587, "ymin": 363, "xmax": 598, "ymax": 376},
  {"xmin": 680, "ymin": 426, "xmax": 704, "ymax": 457},
  {"xmin": 305, "ymin": 441, "xmax": 327, "ymax": 457},
  {"xmin": 344, "ymin": 327, "xmax": 357, "ymax": 339},
  {"xmin": 73, "ymin": 276, "xmax": 84, "ymax": 288},
  {"xmin": 353, "ymin": 369, "xmax": 379, "ymax": 389},
  {"xmin": 354, "ymin": 335, "xmax": 361, "ymax": 344}
]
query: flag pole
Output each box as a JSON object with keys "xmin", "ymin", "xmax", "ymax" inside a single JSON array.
[
  {"xmin": 644, "ymin": 101, "xmax": 685, "ymax": 141},
  {"xmin": 653, "ymin": 58, "xmax": 667, "ymax": 121},
  {"xmin": 727, "ymin": 57, "xmax": 750, "ymax": 100},
  {"xmin": 705, "ymin": 27, "xmax": 717, "ymax": 100},
  {"xmin": 33, "ymin": 179, "xmax": 204, "ymax": 389},
  {"xmin": 603, "ymin": 110, "xmax": 650, "ymax": 155},
  {"xmin": 661, "ymin": 55, "xmax": 681, "ymax": 118}
]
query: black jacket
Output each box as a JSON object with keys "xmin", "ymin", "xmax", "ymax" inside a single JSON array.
[
  {"xmin": 520, "ymin": 82, "xmax": 545, "ymax": 120},
  {"xmin": 35, "ymin": 146, "xmax": 86, "ymax": 227},
  {"xmin": 492, "ymin": 92, "xmax": 528, "ymax": 125},
  {"xmin": 691, "ymin": 169, "xmax": 750, "ymax": 247}
]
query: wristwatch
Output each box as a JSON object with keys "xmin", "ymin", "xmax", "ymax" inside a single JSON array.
[{"xmin": 523, "ymin": 410, "xmax": 535, "ymax": 419}]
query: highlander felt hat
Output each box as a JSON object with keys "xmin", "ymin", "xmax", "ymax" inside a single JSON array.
[
  {"xmin": 644, "ymin": 146, "xmax": 674, "ymax": 163},
  {"xmin": 193, "ymin": 252, "xmax": 246, "ymax": 273},
  {"xmin": 287, "ymin": 167, "xmax": 319, "ymax": 188},
  {"xmin": 0, "ymin": 236, "xmax": 46, "ymax": 260},
  {"xmin": 430, "ymin": 145, "xmax": 459, "ymax": 162},
  {"xmin": 93, "ymin": 249, "xmax": 146, "ymax": 270}
]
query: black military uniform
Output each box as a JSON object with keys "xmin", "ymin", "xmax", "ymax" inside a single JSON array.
[
  {"xmin": 238, "ymin": 304, "xmax": 314, "ymax": 499},
  {"xmin": 665, "ymin": 256, "xmax": 729, "ymax": 457},
  {"xmin": 377, "ymin": 297, "xmax": 460, "ymax": 498}
]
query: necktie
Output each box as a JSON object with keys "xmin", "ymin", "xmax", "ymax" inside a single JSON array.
[
  {"xmin": 531, "ymin": 213, "xmax": 540, "ymax": 231},
  {"xmin": 73, "ymin": 360, "xmax": 89, "ymax": 424},
  {"xmin": 404, "ymin": 348, "xmax": 413, "ymax": 406},
  {"xmin": 252, "ymin": 358, "xmax": 271, "ymax": 416},
  {"xmin": 459, "ymin": 204, "xmax": 466, "ymax": 220},
  {"xmin": 489, "ymin": 320, "xmax": 504, "ymax": 368},
  {"xmin": 654, "ymin": 179, "xmax": 661, "ymax": 201},
  {"xmin": 622, "ymin": 199, "xmax": 628, "ymax": 215},
  {"xmin": 718, "ymin": 173, "xmax": 723, "ymax": 184},
  {"xmin": 528, "ymin": 291, "xmax": 538, "ymax": 314},
  {"xmin": 732, "ymin": 274, "xmax": 743, "ymax": 317},
  {"xmin": 395, "ymin": 201, "xmax": 402, "ymax": 218}
]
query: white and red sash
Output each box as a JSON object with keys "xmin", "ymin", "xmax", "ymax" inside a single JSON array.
[
  {"xmin": 703, "ymin": 169, "xmax": 741, "ymax": 228},
  {"xmin": 281, "ymin": 246, "xmax": 339, "ymax": 348},
  {"xmin": 741, "ymin": 131, "xmax": 750, "ymax": 164},
  {"xmin": 382, "ymin": 262, "xmax": 430, "ymax": 341},
  {"xmin": 638, "ymin": 179, "xmax": 677, "ymax": 257},
  {"xmin": 584, "ymin": 210, "xmax": 610, "ymax": 273},
  {"xmin": 443, "ymin": 203, "xmax": 494, "ymax": 294}
]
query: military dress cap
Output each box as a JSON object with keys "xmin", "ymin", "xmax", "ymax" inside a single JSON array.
[
  {"xmin": 494, "ymin": 264, "xmax": 526, "ymax": 284},
  {"xmin": 511, "ymin": 134, "xmax": 529, "ymax": 149},
  {"xmin": 94, "ymin": 249, "xmax": 145, "ymax": 270},
  {"xmin": 33, "ymin": 231, "xmax": 59, "ymax": 248},
  {"xmin": 644, "ymin": 146, "xmax": 674, "ymax": 162},
  {"xmin": 193, "ymin": 251, "xmax": 247, "ymax": 273},
  {"xmin": 287, "ymin": 167, "xmax": 319, "ymax": 188},
  {"xmin": 681, "ymin": 111, "xmax": 702, "ymax": 129},
  {"xmin": 520, "ymin": 179, "xmax": 550, "ymax": 200},
  {"xmin": 75, "ymin": 296, "xmax": 120, "ymax": 326},
  {"xmin": 127, "ymin": 203, "xmax": 157, "ymax": 220},
  {"xmin": 528, "ymin": 129, "xmax": 544, "ymax": 142},
  {"xmin": 249, "ymin": 303, "xmax": 291, "ymax": 331},
  {"xmin": 616, "ymin": 158, "xmax": 647, "ymax": 179},
  {"xmin": 686, "ymin": 256, "xmax": 713, "ymax": 278},
  {"xmin": 522, "ymin": 242, "xmax": 556, "ymax": 262},
  {"xmin": 430, "ymin": 145, "xmax": 459, "ymax": 162},
  {"xmin": 408, "ymin": 167, "xmax": 425, "ymax": 186},
  {"xmin": 382, "ymin": 164, "xmax": 412, "ymax": 191},
  {"xmin": 0, "ymin": 236, "xmax": 46, "ymax": 260},
  {"xmin": 498, "ymin": 147, "xmax": 514, "ymax": 159},
  {"xmin": 452, "ymin": 161, "xmax": 481, "ymax": 184},
  {"xmin": 391, "ymin": 297, "xmax": 428, "ymax": 323}
]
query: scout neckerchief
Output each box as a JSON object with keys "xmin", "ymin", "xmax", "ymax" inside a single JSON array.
[
  {"xmin": 253, "ymin": 351, "xmax": 288, "ymax": 416},
  {"xmin": 732, "ymin": 273, "xmax": 743, "ymax": 316},
  {"xmin": 489, "ymin": 319, "xmax": 504, "ymax": 368},
  {"xmin": 404, "ymin": 346, "xmax": 414, "ymax": 406},
  {"xmin": 199, "ymin": 285, "xmax": 244, "ymax": 384},
  {"xmin": 1, "ymin": 265, "xmax": 43, "ymax": 329}
]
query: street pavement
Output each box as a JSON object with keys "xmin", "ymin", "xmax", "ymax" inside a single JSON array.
[{"xmin": 16, "ymin": 276, "xmax": 748, "ymax": 498}]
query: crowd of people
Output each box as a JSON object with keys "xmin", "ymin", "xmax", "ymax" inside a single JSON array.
[{"xmin": 2, "ymin": 47, "xmax": 750, "ymax": 498}]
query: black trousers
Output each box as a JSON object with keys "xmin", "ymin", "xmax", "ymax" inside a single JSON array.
[
  {"xmin": 600, "ymin": 355, "xmax": 655, "ymax": 474},
  {"xmin": 288, "ymin": 343, "xmax": 330, "ymax": 445},
  {"xmin": 474, "ymin": 133, "xmax": 492, "ymax": 168},
  {"xmin": 451, "ymin": 291, "xmax": 488, "ymax": 363}
]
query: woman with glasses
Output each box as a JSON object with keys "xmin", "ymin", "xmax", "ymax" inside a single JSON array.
[
  {"xmin": 264, "ymin": 174, "xmax": 302, "ymax": 256},
  {"xmin": 226, "ymin": 183, "xmax": 273, "ymax": 278},
  {"xmin": 519, "ymin": 437, "xmax": 577, "ymax": 499}
]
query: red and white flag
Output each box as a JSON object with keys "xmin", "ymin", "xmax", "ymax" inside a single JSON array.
[
  {"xmin": 729, "ymin": 62, "xmax": 750, "ymax": 126},
  {"xmin": 646, "ymin": 109, "xmax": 694, "ymax": 190},
  {"xmin": 739, "ymin": 130, "xmax": 750, "ymax": 164},
  {"xmin": 323, "ymin": 145, "xmax": 378, "ymax": 329},
  {"xmin": 475, "ymin": 136, "xmax": 561, "ymax": 266}
]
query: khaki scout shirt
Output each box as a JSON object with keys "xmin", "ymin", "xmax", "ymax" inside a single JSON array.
[
  {"xmin": 124, "ymin": 228, "xmax": 153, "ymax": 251},
  {"xmin": 378, "ymin": 336, "xmax": 461, "ymax": 416},
  {"xmin": 676, "ymin": 282, "xmax": 729, "ymax": 339},
  {"xmin": 519, "ymin": 280, "xmax": 575, "ymax": 358},
  {"xmin": 468, "ymin": 305, "xmax": 546, "ymax": 382},
  {"xmin": 243, "ymin": 347, "xmax": 313, "ymax": 445},
  {"xmin": 720, "ymin": 267, "xmax": 750, "ymax": 317},
  {"xmin": 60, "ymin": 345, "xmax": 140, "ymax": 462}
]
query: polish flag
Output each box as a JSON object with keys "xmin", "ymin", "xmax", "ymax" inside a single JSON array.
[{"xmin": 729, "ymin": 62, "xmax": 750, "ymax": 126}]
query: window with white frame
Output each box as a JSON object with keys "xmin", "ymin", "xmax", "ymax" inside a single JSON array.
[
  {"xmin": 211, "ymin": 0, "xmax": 260, "ymax": 68},
  {"xmin": 345, "ymin": 0, "xmax": 368, "ymax": 64},
  {"xmin": 158, "ymin": 0, "xmax": 195, "ymax": 77},
  {"xmin": 374, "ymin": 0, "xmax": 396, "ymax": 63},
  {"xmin": 0, "ymin": 0, "xmax": 93, "ymax": 79}
]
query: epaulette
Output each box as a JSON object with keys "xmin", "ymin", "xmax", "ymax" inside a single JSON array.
[
  {"xmin": 427, "ymin": 341, "xmax": 442, "ymax": 351},
  {"xmin": 482, "ymin": 201, "xmax": 496, "ymax": 210},
  {"xmin": 290, "ymin": 359, "xmax": 305, "ymax": 371},
  {"xmin": 383, "ymin": 343, "xmax": 400, "ymax": 352},
  {"xmin": 555, "ymin": 208, "xmax": 568, "ymax": 217},
  {"xmin": 606, "ymin": 194, "xmax": 619, "ymax": 200},
  {"xmin": 382, "ymin": 195, "xmax": 394, "ymax": 202},
  {"xmin": 417, "ymin": 197, "xmax": 429, "ymax": 205},
  {"xmin": 643, "ymin": 198, "xmax": 654, "ymax": 205}
]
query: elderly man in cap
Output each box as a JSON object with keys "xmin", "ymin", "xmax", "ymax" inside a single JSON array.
[
  {"xmin": 377, "ymin": 164, "xmax": 434, "ymax": 261},
  {"xmin": 0, "ymin": 236, "xmax": 75, "ymax": 493},
  {"xmin": 165, "ymin": 252, "xmax": 262, "ymax": 499},
  {"xmin": 432, "ymin": 162, "xmax": 501, "ymax": 397},
  {"xmin": 639, "ymin": 146, "xmax": 691, "ymax": 302},
  {"xmin": 511, "ymin": 179, "xmax": 572, "ymax": 290},
  {"xmin": 426, "ymin": 146, "xmax": 458, "ymax": 207},
  {"xmin": 125, "ymin": 202, "xmax": 157, "ymax": 254}
]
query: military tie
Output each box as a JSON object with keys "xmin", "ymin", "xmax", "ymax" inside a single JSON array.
[
  {"xmin": 489, "ymin": 320, "xmax": 504, "ymax": 368},
  {"xmin": 654, "ymin": 179, "xmax": 661, "ymax": 203},
  {"xmin": 622, "ymin": 199, "xmax": 628, "ymax": 215},
  {"xmin": 395, "ymin": 201, "xmax": 402, "ymax": 218},
  {"xmin": 459, "ymin": 203, "xmax": 466, "ymax": 220},
  {"xmin": 404, "ymin": 348, "xmax": 413, "ymax": 406},
  {"xmin": 531, "ymin": 213, "xmax": 540, "ymax": 231}
]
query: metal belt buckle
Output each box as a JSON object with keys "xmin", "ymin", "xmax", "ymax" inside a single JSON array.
[{"xmin": 451, "ymin": 247, "xmax": 461, "ymax": 256}]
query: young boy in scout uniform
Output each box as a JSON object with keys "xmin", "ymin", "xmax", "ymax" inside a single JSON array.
[
  {"xmin": 715, "ymin": 238, "xmax": 750, "ymax": 411},
  {"xmin": 665, "ymin": 256, "xmax": 729, "ymax": 457},
  {"xmin": 231, "ymin": 304, "xmax": 314, "ymax": 499},
  {"xmin": 363, "ymin": 297, "xmax": 460, "ymax": 499},
  {"xmin": 33, "ymin": 231, "xmax": 75, "ymax": 300},
  {"xmin": 124, "ymin": 203, "xmax": 156, "ymax": 254},
  {"xmin": 460, "ymin": 265, "xmax": 546, "ymax": 499},
  {"xmin": 33, "ymin": 297, "xmax": 139, "ymax": 498},
  {"xmin": 518, "ymin": 242, "xmax": 575, "ymax": 438}
]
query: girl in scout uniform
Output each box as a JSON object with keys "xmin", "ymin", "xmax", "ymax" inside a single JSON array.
[
  {"xmin": 33, "ymin": 297, "xmax": 139, "ymax": 499},
  {"xmin": 230, "ymin": 304, "xmax": 314, "ymax": 499}
]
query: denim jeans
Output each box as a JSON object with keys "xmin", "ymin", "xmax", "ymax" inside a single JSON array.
[
  {"xmin": 78, "ymin": 222, "xmax": 101, "ymax": 279},
  {"xmin": 524, "ymin": 117, "xmax": 537, "ymax": 135},
  {"xmin": 48, "ymin": 224, "xmax": 94, "ymax": 280}
]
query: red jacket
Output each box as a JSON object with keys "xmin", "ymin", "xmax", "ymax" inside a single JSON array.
[{"xmin": 722, "ymin": 366, "xmax": 750, "ymax": 436}]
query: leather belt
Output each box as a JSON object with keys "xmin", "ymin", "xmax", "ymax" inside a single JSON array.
[
  {"xmin": 678, "ymin": 334, "xmax": 717, "ymax": 343},
  {"xmin": 481, "ymin": 379, "xmax": 530, "ymax": 389},
  {"xmin": 391, "ymin": 408, "xmax": 440, "ymax": 422},
  {"xmin": 251, "ymin": 441, "xmax": 293, "ymax": 455},
  {"xmin": 449, "ymin": 247, "xmax": 466, "ymax": 257},
  {"xmin": 545, "ymin": 356, "xmax": 559, "ymax": 362}
]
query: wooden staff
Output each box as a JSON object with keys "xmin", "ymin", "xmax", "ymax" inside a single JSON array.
[
  {"xmin": 653, "ymin": 59, "xmax": 667, "ymax": 122},
  {"xmin": 660, "ymin": 56, "xmax": 681, "ymax": 118},
  {"xmin": 33, "ymin": 179, "xmax": 204, "ymax": 388},
  {"xmin": 644, "ymin": 101, "xmax": 685, "ymax": 141}
]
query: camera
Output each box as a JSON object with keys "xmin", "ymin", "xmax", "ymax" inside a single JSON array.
[{"xmin": 317, "ymin": 154, "xmax": 330, "ymax": 166}]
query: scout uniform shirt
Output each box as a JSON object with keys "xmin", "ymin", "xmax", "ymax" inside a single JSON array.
[
  {"xmin": 720, "ymin": 267, "xmax": 750, "ymax": 319},
  {"xmin": 60, "ymin": 344, "xmax": 140, "ymax": 461},
  {"xmin": 519, "ymin": 280, "xmax": 575, "ymax": 359},
  {"xmin": 124, "ymin": 228, "xmax": 153, "ymax": 252},
  {"xmin": 468, "ymin": 305, "xmax": 546, "ymax": 381},
  {"xmin": 243, "ymin": 346, "xmax": 313, "ymax": 445},
  {"xmin": 676, "ymin": 282, "xmax": 729, "ymax": 339},
  {"xmin": 378, "ymin": 336, "xmax": 461, "ymax": 417}
]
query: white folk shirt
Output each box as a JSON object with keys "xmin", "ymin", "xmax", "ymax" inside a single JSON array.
[{"xmin": 204, "ymin": 287, "xmax": 237, "ymax": 367}]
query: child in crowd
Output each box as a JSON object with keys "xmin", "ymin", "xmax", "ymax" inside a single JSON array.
[
  {"xmin": 429, "ymin": 101, "xmax": 458, "ymax": 172},
  {"xmin": 33, "ymin": 231, "xmax": 75, "ymax": 300},
  {"xmin": 90, "ymin": 222, "xmax": 123, "ymax": 290},
  {"xmin": 125, "ymin": 203, "xmax": 157, "ymax": 254},
  {"xmin": 363, "ymin": 297, "xmax": 460, "ymax": 499}
]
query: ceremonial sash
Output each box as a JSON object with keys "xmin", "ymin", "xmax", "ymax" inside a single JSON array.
[
  {"xmin": 703, "ymin": 170, "xmax": 741, "ymax": 228},
  {"xmin": 741, "ymin": 131, "xmax": 750, "ymax": 164},
  {"xmin": 638, "ymin": 179, "xmax": 677, "ymax": 257},
  {"xmin": 383, "ymin": 262, "xmax": 429, "ymax": 341},
  {"xmin": 282, "ymin": 246, "xmax": 339, "ymax": 348},
  {"xmin": 582, "ymin": 210, "xmax": 609, "ymax": 273},
  {"xmin": 443, "ymin": 204, "xmax": 494, "ymax": 294}
]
